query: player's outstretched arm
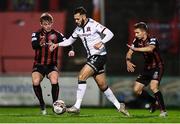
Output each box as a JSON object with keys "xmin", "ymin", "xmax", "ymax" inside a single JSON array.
[
  {"xmin": 127, "ymin": 44, "xmax": 155, "ymax": 52},
  {"xmin": 49, "ymin": 36, "xmax": 76, "ymax": 52},
  {"xmin": 126, "ymin": 49, "xmax": 136, "ymax": 72}
]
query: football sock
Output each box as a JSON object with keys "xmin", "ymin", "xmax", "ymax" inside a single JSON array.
[
  {"xmin": 139, "ymin": 90, "xmax": 156, "ymax": 104},
  {"xmin": 154, "ymin": 91, "xmax": 166, "ymax": 111},
  {"xmin": 74, "ymin": 81, "xmax": 87, "ymax": 109},
  {"xmin": 51, "ymin": 83, "xmax": 59, "ymax": 103},
  {"xmin": 33, "ymin": 85, "xmax": 45, "ymax": 110},
  {"xmin": 103, "ymin": 87, "xmax": 120, "ymax": 110}
]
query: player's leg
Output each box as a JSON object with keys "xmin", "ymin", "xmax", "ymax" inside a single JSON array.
[
  {"xmin": 135, "ymin": 75, "xmax": 157, "ymax": 107},
  {"xmin": 66, "ymin": 64, "xmax": 94, "ymax": 113},
  {"xmin": 150, "ymin": 80, "xmax": 167, "ymax": 117},
  {"xmin": 93, "ymin": 73, "xmax": 129, "ymax": 116},
  {"xmin": 48, "ymin": 70, "xmax": 59, "ymax": 103},
  {"xmin": 32, "ymin": 71, "xmax": 46, "ymax": 115}
]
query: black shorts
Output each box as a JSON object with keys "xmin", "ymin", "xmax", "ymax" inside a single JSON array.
[
  {"xmin": 136, "ymin": 67, "xmax": 164, "ymax": 86},
  {"xmin": 86, "ymin": 55, "xmax": 107, "ymax": 75},
  {"xmin": 32, "ymin": 64, "xmax": 59, "ymax": 77}
]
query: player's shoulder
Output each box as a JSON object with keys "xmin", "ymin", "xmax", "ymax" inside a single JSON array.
[
  {"xmin": 149, "ymin": 37, "xmax": 158, "ymax": 45},
  {"xmin": 32, "ymin": 29, "xmax": 42, "ymax": 35},
  {"xmin": 73, "ymin": 26, "xmax": 81, "ymax": 33},
  {"xmin": 52, "ymin": 29, "xmax": 64, "ymax": 36},
  {"xmin": 31, "ymin": 30, "xmax": 40, "ymax": 37},
  {"xmin": 89, "ymin": 18, "xmax": 96, "ymax": 23},
  {"xmin": 88, "ymin": 18, "xmax": 99, "ymax": 26},
  {"xmin": 149, "ymin": 37, "xmax": 158, "ymax": 42}
]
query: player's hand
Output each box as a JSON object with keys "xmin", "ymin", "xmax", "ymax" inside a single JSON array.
[
  {"xmin": 94, "ymin": 42, "xmax": 104, "ymax": 50},
  {"xmin": 49, "ymin": 43, "xmax": 58, "ymax": 52},
  {"xmin": 126, "ymin": 60, "xmax": 136, "ymax": 72},
  {"xmin": 46, "ymin": 41, "xmax": 53, "ymax": 46},
  {"xmin": 68, "ymin": 50, "xmax": 75, "ymax": 57},
  {"xmin": 40, "ymin": 35, "xmax": 46, "ymax": 46},
  {"xmin": 127, "ymin": 44, "xmax": 136, "ymax": 51}
]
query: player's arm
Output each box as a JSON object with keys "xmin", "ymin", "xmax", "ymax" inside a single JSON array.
[
  {"xmin": 31, "ymin": 32, "xmax": 45, "ymax": 50},
  {"xmin": 94, "ymin": 27, "xmax": 114, "ymax": 49},
  {"xmin": 49, "ymin": 36, "xmax": 76, "ymax": 51},
  {"xmin": 127, "ymin": 44, "xmax": 155, "ymax": 52},
  {"xmin": 66, "ymin": 45, "xmax": 75, "ymax": 57},
  {"xmin": 126, "ymin": 47, "xmax": 136, "ymax": 72},
  {"xmin": 101, "ymin": 28, "xmax": 114, "ymax": 44},
  {"xmin": 58, "ymin": 36, "xmax": 76, "ymax": 47}
]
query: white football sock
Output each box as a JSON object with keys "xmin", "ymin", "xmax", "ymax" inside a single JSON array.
[
  {"xmin": 74, "ymin": 83, "xmax": 87, "ymax": 109},
  {"xmin": 104, "ymin": 87, "xmax": 120, "ymax": 110}
]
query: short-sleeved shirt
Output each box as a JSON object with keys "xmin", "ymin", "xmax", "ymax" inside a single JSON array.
[
  {"xmin": 31, "ymin": 29, "xmax": 69, "ymax": 66},
  {"xmin": 132, "ymin": 37, "xmax": 164, "ymax": 69},
  {"xmin": 71, "ymin": 18, "xmax": 107, "ymax": 57}
]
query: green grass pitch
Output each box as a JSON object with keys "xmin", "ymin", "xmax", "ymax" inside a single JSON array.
[{"xmin": 0, "ymin": 107, "xmax": 179, "ymax": 123}]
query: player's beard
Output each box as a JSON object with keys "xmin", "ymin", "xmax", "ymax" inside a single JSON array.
[{"xmin": 76, "ymin": 19, "xmax": 85, "ymax": 27}]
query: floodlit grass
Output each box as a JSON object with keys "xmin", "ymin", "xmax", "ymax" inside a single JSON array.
[{"xmin": 0, "ymin": 107, "xmax": 179, "ymax": 123}]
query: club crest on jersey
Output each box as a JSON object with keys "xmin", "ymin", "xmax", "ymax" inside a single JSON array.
[
  {"xmin": 86, "ymin": 27, "xmax": 91, "ymax": 32},
  {"xmin": 49, "ymin": 34, "xmax": 56, "ymax": 40}
]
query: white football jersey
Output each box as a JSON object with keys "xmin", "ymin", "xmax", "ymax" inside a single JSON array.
[{"xmin": 72, "ymin": 18, "xmax": 108, "ymax": 57}]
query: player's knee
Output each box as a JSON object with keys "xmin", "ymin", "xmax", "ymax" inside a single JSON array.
[
  {"xmin": 134, "ymin": 88, "xmax": 142, "ymax": 95},
  {"xmin": 150, "ymin": 85, "xmax": 158, "ymax": 93},
  {"xmin": 49, "ymin": 75, "xmax": 58, "ymax": 84},
  {"xmin": 78, "ymin": 74, "xmax": 87, "ymax": 81},
  {"xmin": 32, "ymin": 78, "xmax": 41, "ymax": 85},
  {"xmin": 50, "ymin": 78, "xmax": 58, "ymax": 84}
]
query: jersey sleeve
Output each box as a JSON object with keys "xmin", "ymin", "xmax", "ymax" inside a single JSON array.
[
  {"xmin": 71, "ymin": 28, "xmax": 78, "ymax": 39},
  {"xmin": 149, "ymin": 38, "xmax": 158, "ymax": 46},
  {"xmin": 31, "ymin": 32, "xmax": 41, "ymax": 50},
  {"xmin": 95, "ymin": 22, "xmax": 106, "ymax": 33},
  {"xmin": 57, "ymin": 32, "xmax": 66, "ymax": 43},
  {"xmin": 131, "ymin": 38, "xmax": 138, "ymax": 47}
]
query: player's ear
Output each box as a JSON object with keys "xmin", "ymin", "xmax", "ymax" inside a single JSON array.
[
  {"xmin": 40, "ymin": 22, "xmax": 42, "ymax": 26},
  {"xmin": 82, "ymin": 14, "xmax": 86, "ymax": 19}
]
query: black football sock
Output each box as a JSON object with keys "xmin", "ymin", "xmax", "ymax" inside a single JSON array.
[
  {"xmin": 154, "ymin": 91, "xmax": 166, "ymax": 112},
  {"xmin": 33, "ymin": 85, "xmax": 45, "ymax": 110},
  {"xmin": 51, "ymin": 83, "xmax": 59, "ymax": 103},
  {"xmin": 139, "ymin": 90, "xmax": 156, "ymax": 104}
]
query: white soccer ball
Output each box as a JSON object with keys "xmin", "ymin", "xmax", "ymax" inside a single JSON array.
[{"xmin": 53, "ymin": 100, "xmax": 66, "ymax": 114}]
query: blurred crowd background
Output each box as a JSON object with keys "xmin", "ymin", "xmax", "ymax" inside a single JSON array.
[{"xmin": 0, "ymin": 0, "xmax": 179, "ymax": 76}]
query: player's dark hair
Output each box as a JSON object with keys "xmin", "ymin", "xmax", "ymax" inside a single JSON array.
[
  {"xmin": 134, "ymin": 22, "xmax": 148, "ymax": 32},
  {"xmin": 74, "ymin": 6, "xmax": 87, "ymax": 15},
  {"xmin": 40, "ymin": 12, "xmax": 53, "ymax": 23}
]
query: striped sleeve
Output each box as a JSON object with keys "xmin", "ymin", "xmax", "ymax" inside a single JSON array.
[
  {"xmin": 95, "ymin": 21, "xmax": 106, "ymax": 33},
  {"xmin": 71, "ymin": 28, "xmax": 78, "ymax": 39},
  {"xmin": 31, "ymin": 32, "xmax": 38, "ymax": 42},
  {"xmin": 149, "ymin": 38, "xmax": 157, "ymax": 45}
]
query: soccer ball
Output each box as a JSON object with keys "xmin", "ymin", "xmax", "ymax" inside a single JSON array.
[{"xmin": 53, "ymin": 100, "xmax": 66, "ymax": 114}]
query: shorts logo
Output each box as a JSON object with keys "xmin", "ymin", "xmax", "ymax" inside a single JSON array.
[
  {"xmin": 90, "ymin": 56, "xmax": 97, "ymax": 64},
  {"xmin": 153, "ymin": 71, "xmax": 158, "ymax": 79}
]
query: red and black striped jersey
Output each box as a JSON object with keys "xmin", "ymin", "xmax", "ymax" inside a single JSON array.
[
  {"xmin": 31, "ymin": 29, "xmax": 71, "ymax": 66},
  {"xmin": 132, "ymin": 37, "xmax": 164, "ymax": 69}
]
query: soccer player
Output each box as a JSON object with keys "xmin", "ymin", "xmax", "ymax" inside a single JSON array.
[
  {"xmin": 126, "ymin": 22, "xmax": 167, "ymax": 117},
  {"xmin": 49, "ymin": 6, "xmax": 130, "ymax": 116},
  {"xmin": 31, "ymin": 13, "xmax": 75, "ymax": 115}
]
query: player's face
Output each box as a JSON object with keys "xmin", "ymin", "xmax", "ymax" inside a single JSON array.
[
  {"xmin": 74, "ymin": 13, "xmax": 85, "ymax": 27},
  {"xmin": 40, "ymin": 20, "xmax": 53, "ymax": 32},
  {"xmin": 134, "ymin": 28, "xmax": 147, "ymax": 40}
]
